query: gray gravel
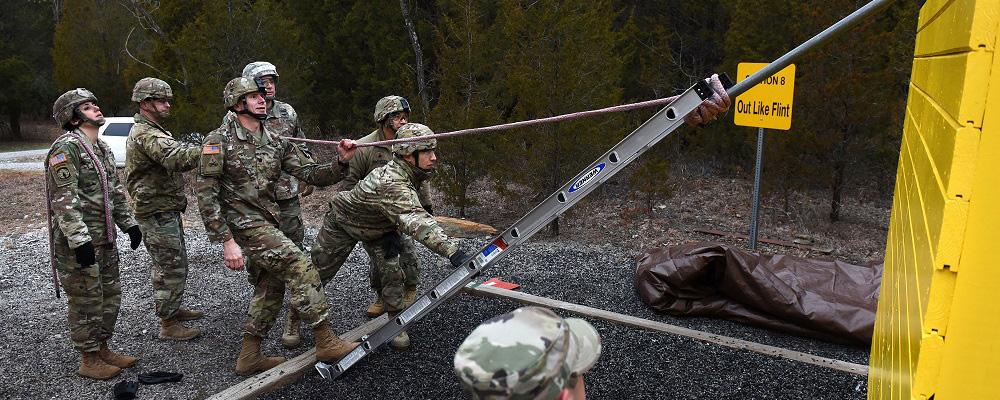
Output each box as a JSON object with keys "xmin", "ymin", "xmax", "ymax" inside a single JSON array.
[
  {"xmin": 0, "ymin": 149, "xmax": 45, "ymax": 171},
  {"xmin": 0, "ymin": 227, "xmax": 868, "ymax": 399}
]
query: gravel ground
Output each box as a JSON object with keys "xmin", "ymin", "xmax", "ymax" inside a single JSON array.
[
  {"xmin": 1, "ymin": 222, "xmax": 869, "ymax": 399},
  {"xmin": 0, "ymin": 149, "xmax": 45, "ymax": 171}
]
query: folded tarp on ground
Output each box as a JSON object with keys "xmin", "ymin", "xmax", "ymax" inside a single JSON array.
[{"xmin": 634, "ymin": 242, "xmax": 882, "ymax": 345}]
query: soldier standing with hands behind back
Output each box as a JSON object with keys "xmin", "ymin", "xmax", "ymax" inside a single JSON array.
[
  {"xmin": 45, "ymin": 88, "xmax": 142, "ymax": 380},
  {"xmin": 125, "ymin": 77, "xmax": 205, "ymax": 341}
]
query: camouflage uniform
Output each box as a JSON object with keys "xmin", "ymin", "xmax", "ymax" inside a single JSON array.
[
  {"xmin": 346, "ymin": 128, "xmax": 431, "ymax": 296},
  {"xmin": 453, "ymin": 307, "xmax": 603, "ymax": 399},
  {"xmin": 195, "ymin": 117, "xmax": 348, "ymax": 337},
  {"xmin": 47, "ymin": 130, "xmax": 138, "ymax": 352},
  {"xmin": 311, "ymin": 156, "xmax": 459, "ymax": 314},
  {"xmin": 265, "ymin": 101, "xmax": 312, "ymax": 247},
  {"xmin": 125, "ymin": 112, "xmax": 201, "ymax": 319}
]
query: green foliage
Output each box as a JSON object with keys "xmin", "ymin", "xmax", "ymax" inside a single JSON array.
[{"xmin": 0, "ymin": 0, "xmax": 56, "ymax": 139}]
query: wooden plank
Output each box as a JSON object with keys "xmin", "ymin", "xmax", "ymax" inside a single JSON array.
[
  {"xmin": 911, "ymin": 51, "xmax": 992, "ymax": 128},
  {"xmin": 915, "ymin": 0, "xmax": 997, "ymax": 55},
  {"xmin": 462, "ymin": 284, "xmax": 869, "ymax": 377},
  {"xmin": 692, "ymin": 228, "xmax": 834, "ymax": 254},
  {"xmin": 208, "ymin": 315, "xmax": 389, "ymax": 400},
  {"xmin": 906, "ymin": 84, "xmax": 980, "ymax": 199}
]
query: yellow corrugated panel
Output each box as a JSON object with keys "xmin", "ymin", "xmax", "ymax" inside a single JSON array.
[
  {"xmin": 915, "ymin": 0, "xmax": 997, "ymax": 56},
  {"xmin": 933, "ymin": 30, "xmax": 1000, "ymax": 399},
  {"xmin": 910, "ymin": 52, "xmax": 991, "ymax": 128},
  {"xmin": 871, "ymin": 0, "xmax": 997, "ymax": 399}
]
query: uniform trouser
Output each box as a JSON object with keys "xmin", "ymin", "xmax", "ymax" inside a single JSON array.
[
  {"xmin": 311, "ymin": 217, "xmax": 409, "ymax": 314},
  {"xmin": 53, "ymin": 240, "xmax": 121, "ymax": 352},
  {"xmin": 275, "ymin": 197, "xmax": 305, "ymax": 249},
  {"xmin": 234, "ymin": 225, "xmax": 329, "ymax": 338},
  {"xmin": 137, "ymin": 212, "xmax": 189, "ymax": 319},
  {"xmin": 361, "ymin": 235, "xmax": 420, "ymax": 293}
]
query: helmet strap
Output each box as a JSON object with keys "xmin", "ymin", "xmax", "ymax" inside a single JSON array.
[{"xmin": 73, "ymin": 108, "xmax": 105, "ymax": 127}]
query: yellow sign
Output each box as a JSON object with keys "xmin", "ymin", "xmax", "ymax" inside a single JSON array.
[{"xmin": 733, "ymin": 63, "xmax": 795, "ymax": 130}]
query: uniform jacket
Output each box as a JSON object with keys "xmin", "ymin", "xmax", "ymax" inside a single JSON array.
[
  {"xmin": 196, "ymin": 117, "xmax": 346, "ymax": 243},
  {"xmin": 330, "ymin": 158, "xmax": 458, "ymax": 257},
  {"xmin": 124, "ymin": 112, "xmax": 201, "ymax": 217},
  {"xmin": 46, "ymin": 130, "xmax": 138, "ymax": 248},
  {"xmin": 344, "ymin": 129, "xmax": 431, "ymax": 206}
]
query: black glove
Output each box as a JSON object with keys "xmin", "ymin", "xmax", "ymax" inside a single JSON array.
[
  {"xmin": 74, "ymin": 241, "xmax": 96, "ymax": 267},
  {"xmin": 126, "ymin": 225, "xmax": 143, "ymax": 250},
  {"xmin": 423, "ymin": 204, "xmax": 434, "ymax": 215},
  {"xmin": 449, "ymin": 250, "xmax": 469, "ymax": 268},
  {"xmin": 379, "ymin": 231, "xmax": 403, "ymax": 259}
]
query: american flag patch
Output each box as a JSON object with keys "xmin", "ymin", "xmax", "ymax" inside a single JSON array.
[
  {"xmin": 49, "ymin": 153, "xmax": 67, "ymax": 166},
  {"xmin": 202, "ymin": 144, "xmax": 221, "ymax": 155}
]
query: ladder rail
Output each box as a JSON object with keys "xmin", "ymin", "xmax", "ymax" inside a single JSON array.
[{"xmin": 315, "ymin": 79, "xmax": 717, "ymax": 380}]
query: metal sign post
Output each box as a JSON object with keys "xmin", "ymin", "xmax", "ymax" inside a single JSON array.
[
  {"xmin": 734, "ymin": 63, "xmax": 796, "ymax": 251},
  {"xmin": 749, "ymin": 127, "xmax": 765, "ymax": 250}
]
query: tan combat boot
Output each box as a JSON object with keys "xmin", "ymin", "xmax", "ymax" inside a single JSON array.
[
  {"xmin": 78, "ymin": 350, "xmax": 121, "ymax": 380},
  {"xmin": 235, "ymin": 335, "xmax": 286, "ymax": 375},
  {"xmin": 159, "ymin": 318, "xmax": 201, "ymax": 341},
  {"xmin": 365, "ymin": 296, "xmax": 385, "ymax": 318},
  {"xmin": 313, "ymin": 323, "xmax": 360, "ymax": 363},
  {"xmin": 174, "ymin": 308, "xmax": 205, "ymax": 321},
  {"xmin": 403, "ymin": 287, "xmax": 418, "ymax": 307},
  {"xmin": 391, "ymin": 331, "xmax": 410, "ymax": 351},
  {"xmin": 280, "ymin": 308, "xmax": 301, "ymax": 349},
  {"xmin": 99, "ymin": 342, "xmax": 138, "ymax": 368}
]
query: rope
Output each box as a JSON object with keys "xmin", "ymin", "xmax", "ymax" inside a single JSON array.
[{"xmin": 286, "ymin": 95, "xmax": 680, "ymax": 148}]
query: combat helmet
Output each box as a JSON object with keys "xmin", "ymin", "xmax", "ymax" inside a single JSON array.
[
  {"xmin": 242, "ymin": 61, "xmax": 279, "ymax": 81},
  {"xmin": 131, "ymin": 77, "xmax": 173, "ymax": 102},
  {"xmin": 392, "ymin": 123, "xmax": 436, "ymax": 156},
  {"xmin": 223, "ymin": 77, "xmax": 266, "ymax": 109},
  {"xmin": 52, "ymin": 88, "xmax": 101, "ymax": 129},
  {"xmin": 374, "ymin": 95, "xmax": 410, "ymax": 123}
]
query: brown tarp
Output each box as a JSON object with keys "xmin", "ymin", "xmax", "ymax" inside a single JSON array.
[{"xmin": 634, "ymin": 242, "xmax": 882, "ymax": 345}]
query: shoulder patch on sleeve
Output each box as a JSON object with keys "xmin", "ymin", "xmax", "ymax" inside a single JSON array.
[
  {"xmin": 52, "ymin": 165, "xmax": 74, "ymax": 187},
  {"xmin": 202, "ymin": 144, "xmax": 221, "ymax": 155},
  {"xmin": 49, "ymin": 152, "xmax": 68, "ymax": 166}
]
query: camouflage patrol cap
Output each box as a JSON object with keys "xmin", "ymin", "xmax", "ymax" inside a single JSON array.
[
  {"xmin": 454, "ymin": 306, "xmax": 602, "ymax": 399},
  {"xmin": 242, "ymin": 61, "xmax": 279, "ymax": 80},
  {"xmin": 223, "ymin": 77, "xmax": 265, "ymax": 109},
  {"xmin": 131, "ymin": 77, "xmax": 173, "ymax": 102},
  {"xmin": 392, "ymin": 123, "xmax": 436, "ymax": 156},
  {"xmin": 52, "ymin": 88, "xmax": 98, "ymax": 127},
  {"xmin": 374, "ymin": 95, "xmax": 410, "ymax": 123}
]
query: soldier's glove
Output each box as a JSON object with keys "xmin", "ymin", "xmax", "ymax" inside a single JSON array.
[
  {"xmin": 126, "ymin": 225, "xmax": 143, "ymax": 250},
  {"xmin": 181, "ymin": 132, "xmax": 204, "ymax": 145},
  {"xmin": 449, "ymin": 250, "xmax": 470, "ymax": 268},
  {"xmin": 379, "ymin": 231, "xmax": 403, "ymax": 259},
  {"xmin": 74, "ymin": 241, "xmax": 96, "ymax": 267},
  {"xmin": 423, "ymin": 204, "xmax": 434, "ymax": 215}
]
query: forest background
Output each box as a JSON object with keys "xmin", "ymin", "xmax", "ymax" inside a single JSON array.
[{"xmin": 0, "ymin": 0, "xmax": 919, "ymax": 228}]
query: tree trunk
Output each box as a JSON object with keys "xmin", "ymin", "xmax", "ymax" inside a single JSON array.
[
  {"xmin": 9, "ymin": 107, "xmax": 22, "ymax": 140},
  {"xmin": 399, "ymin": 0, "xmax": 429, "ymax": 120},
  {"xmin": 829, "ymin": 129, "xmax": 850, "ymax": 222}
]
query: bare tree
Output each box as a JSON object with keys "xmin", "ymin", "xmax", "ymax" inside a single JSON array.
[{"xmin": 399, "ymin": 0, "xmax": 429, "ymax": 120}]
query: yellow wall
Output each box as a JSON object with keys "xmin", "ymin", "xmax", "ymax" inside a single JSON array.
[{"xmin": 869, "ymin": 1, "xmax": 998, "ymax": 399}]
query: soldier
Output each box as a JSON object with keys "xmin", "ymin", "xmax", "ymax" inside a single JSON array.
[
  {"xmin": 311, "ymin": 123, "xmax": 471, "ymax": 351},
  {"xmin": 241, "ymin": 61, "xmax": 315, "ymax": 349},
  {"xmin": 45, "ymin": 88, "xmax": 143, "ymax": 380},
  {"xmin": 344, "ymin": 96, "xmax": 429, "ymax": 322},
  {"xmin": 125, "ymin": 77, "xmax": 205, "ymax": 341},
  {"xmin": 196, "ymin": 77, "xmax": 359, "ymax": 375},
  {"xmin": 453, "ymin": 307, "xmax": 602, "ymax": 400}
]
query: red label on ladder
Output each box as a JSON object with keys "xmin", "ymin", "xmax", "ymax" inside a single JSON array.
[
  {"xmin": 475, "ymin": 238, "xmax": 508, "ymax": 266},
  {"xmin": 482, "ymin": 278, "xmax": 519, "ymax": 290}
]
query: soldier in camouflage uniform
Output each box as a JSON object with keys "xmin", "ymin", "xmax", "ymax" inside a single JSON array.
[
  {"xmin": 46, "ymin": 88, "xmax": 143, "ymax": 380},
  {"xmin": 195, "ymin": 77, "xmax": 359, "ymax": 375},
  {"xmin": 345, "ymin": 96, "xmax": 430, "ymax": 320},
  {"xmin": 453, "ymin": 307, "xmax": 602, "ymax": 400},
  {"xmin": 311, "ymin": 123, "xmax": 471, "ymax": 350},
  {"xmin": 124, "ymin": 77, "xmax": 205, "ymax": 341},
  {"xmin": 241, "ymin": 61, "xmax": 315, "ymax": 349}
]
